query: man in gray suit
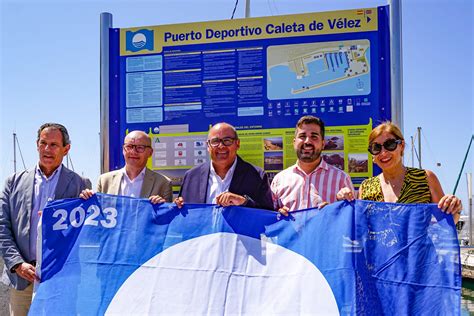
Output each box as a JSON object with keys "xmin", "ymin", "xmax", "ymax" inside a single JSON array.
[
  {"xmin": 80, "ymin": 130, "xmax": 172, "ymax": 203},
  {"xmin": 0, "ymin": 123, "xmax": 91, "ymax": 315}
]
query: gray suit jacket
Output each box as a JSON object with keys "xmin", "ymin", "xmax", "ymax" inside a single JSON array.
[
  {"xmin": 0, "ymin": 165, "xmax": 90, "ymax": 290},
  {"xmin": 97, "ymin": 168, "xmax": 172, "ymax": 202}
]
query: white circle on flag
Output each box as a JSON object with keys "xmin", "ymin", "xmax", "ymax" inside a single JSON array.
[{"xmin": 105, "ymin": 232, "xmax": 339, "ymax": 315}]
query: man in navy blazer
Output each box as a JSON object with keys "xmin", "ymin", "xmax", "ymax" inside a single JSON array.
[
  {"xmin": 0, "ymin": 123, "xmax": 90, "ymax": 315},
  {"xmin": 175, "ymin": 122, "xmax": 273, "ymax": 210}
]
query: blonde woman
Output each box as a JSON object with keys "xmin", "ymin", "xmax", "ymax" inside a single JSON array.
[{"xmin": 355, "ymin": 121, "xmax": 462, "ymax": 222}]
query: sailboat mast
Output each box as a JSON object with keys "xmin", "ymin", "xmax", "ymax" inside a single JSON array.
[
  {"xmin": 454, "ymin": 135, "xmax": 474, "ymax": 194},
  {"xmin": 417, "ymin": 127, "xmax": 422, "ymax": 168},
  {"xmin": 467, "ymin": 173, "xmax": 472, "ymax": 245}
]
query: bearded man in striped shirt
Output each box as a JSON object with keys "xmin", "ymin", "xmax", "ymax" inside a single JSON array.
[{"xmin": 271, "ymin": 116, "xmax": 354, "ymax": 216}]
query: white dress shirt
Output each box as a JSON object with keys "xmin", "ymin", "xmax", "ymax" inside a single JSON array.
[
  {"xmin": 206, "ymin": 158, "xmax": 238, "ymax": 204},
  {"xmin": 120, "ymin": 167, "xmax": 146, "ymax": 197}
]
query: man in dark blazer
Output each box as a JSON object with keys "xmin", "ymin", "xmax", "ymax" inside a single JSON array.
[
  {"xmin": 0, "ymin": 123, "xmax": 90, "ymax": 315},
  {"xmin": 80, "ymin": 130, "xmax": 172, "ymax": 203},
  {"xmin": 175, "ymin": 123, "xmax": 273, "ymax": 210}
]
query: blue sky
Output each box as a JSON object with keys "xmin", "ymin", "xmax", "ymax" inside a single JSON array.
[{"xmin": 1, "ymin": 0, "xmax": 472, "ymax": 208}]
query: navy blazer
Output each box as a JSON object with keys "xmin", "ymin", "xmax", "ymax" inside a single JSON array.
[
  {"xmin": 179, "ymin": 156, "xmax": 274, "ymax": 210},
  {"xmin": 0, "ymin": 165, "xmax": 90, "ymax": 290}
]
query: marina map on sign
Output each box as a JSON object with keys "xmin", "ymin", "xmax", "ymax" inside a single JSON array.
[{"xmin": 267, "ymin": 40, "xmax": 371, "ymax": 99}]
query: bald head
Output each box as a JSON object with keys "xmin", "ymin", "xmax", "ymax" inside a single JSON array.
[
  {"xmin": 122, "ymin": 130, "xmax": 153, "ymax": 172},
  {"xmin": 124, "ymin": 130, "xmax": 151, "ymax": 146},
  {"xmin": 208, "ymin": 123, "xmax": 238, "ymax": 140},
  {"xmin": 207, "ymin": 123, "xmax": 240, "ymax": 173}
]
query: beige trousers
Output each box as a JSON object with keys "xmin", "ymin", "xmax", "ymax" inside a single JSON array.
[{"xmin": 9, "ymin": 284, "xmax": 33, "ymax": 316}]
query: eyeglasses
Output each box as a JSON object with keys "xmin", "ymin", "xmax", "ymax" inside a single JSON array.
[
  {"xmin": 123, "ymin": 144, "xmax": 151, "ymax": 153},
  {"xmin": 207, "ymin": 137, "xmax": 236, "ymax": 147},
  {"xmin": 368, "ymin": 138, "xmax": 402, "ymax": 155}
]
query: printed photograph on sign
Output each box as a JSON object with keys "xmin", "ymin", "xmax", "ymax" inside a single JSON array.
[
  {"xmin": 267, "ymin": 40, "xmax": 371, "ymax": 99},
  {"xmin": 322, "ymin": 152, "xmax": 344, "ymax": 170},
  {"xmin": 348, "ymin": 153, "xmax": 369, "ymax": 173},
  {"xmin": 264, "ymin": 151, "xmax": 284, "ymax": 171},
  {"xmin": 263, "ymin": 137, "xmax": 283, "ymax": 151},
  {"xmin": 157, "ymin": 169, "xmax": 187, "ymax": 186},
  {"xmin": 324, "ymin": 135, "xmax": 344, "ymax": 150}
]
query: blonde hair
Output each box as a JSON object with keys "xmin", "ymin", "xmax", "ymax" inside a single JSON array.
[{"xmin": 368, "ymin": 121, "xmax": 404, "ymax": 144}]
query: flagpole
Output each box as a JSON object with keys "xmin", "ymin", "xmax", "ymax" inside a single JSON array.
[
  {"xmin": 389, "ymin": 0, "xmax": 403, "ymax": 128},
  {"xmin": 100, "ymin": 12, "xmax": 113, "ymax": 173}
]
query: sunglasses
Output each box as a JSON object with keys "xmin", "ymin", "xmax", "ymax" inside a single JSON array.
[{"xmin": 368, "ymin": 138, "xmax": 402, "ymax": 155}]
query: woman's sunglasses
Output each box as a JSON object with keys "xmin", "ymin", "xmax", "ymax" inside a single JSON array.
[{"xmin": 368, "ymin": 138, "xmax": 402, "ymax": 155}]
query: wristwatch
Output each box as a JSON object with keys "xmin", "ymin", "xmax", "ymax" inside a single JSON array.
[{"xmin": 242, "ymin": 195, "xmax": 250, "ymax": 206}]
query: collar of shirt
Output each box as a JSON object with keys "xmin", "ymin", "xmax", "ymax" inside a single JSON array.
[
  {"xmin": 206, "ymin": 157, "xmax": 238, "ymax": 204},
  {"xmin": 121, "ymin": 166, "xmax": 146, "ymax": 183},
  {"xmin": 294, "ymin": 158, "xmax": 328, "ymax": 176},
  {"xmin": 31, "ymin": 163, "xmax": 62, "ymax": 261},
  {"xmin": 35, "ymin": 163, "xmax": 62, "ymax": 181},
  {"xmin": 209, "ymin": 157, "xmax": 238, "ymax": 182},
  {"xmin": 120, "ymin": 167, "xmax": 146, "ymax": 198}
]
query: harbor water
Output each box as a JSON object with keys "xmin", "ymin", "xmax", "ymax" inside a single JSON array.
[{"xmin": 462, "ymin": 279, "xmax": 474, "ymax": 315}]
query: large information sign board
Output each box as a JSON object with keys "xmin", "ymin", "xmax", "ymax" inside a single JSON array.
[{"xmin": 108, "ymin": 6, "xmax": 391, "ymax": 186}]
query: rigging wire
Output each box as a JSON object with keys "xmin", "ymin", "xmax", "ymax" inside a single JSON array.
[
  {"xmin": 267, "ymin": 0, "xmax": 280, "ymax": 16},
  {"xmin": 420, "ymin": 129, "xmax": 447, "ymax": 183},
  {"xmin": 267, "ymin": 0, "xmax": 275, "ymax": 16},
  {"xmin": 14, "ymin": 134, "xmax": 27, "ymax": 171},
  {"xmin": 231, "ymin": 0, "xmax": 239, "ymax": 19},
  {"xmin": 271, "ymin": 0, "xmax": 279, "ymax": 15},
  {"xmin": 412, "ymin": 133, "xmax": 420, "ymax": 163},
  {"xmin": 67, "ymin": 154, "xmax": 75, "ymax": 172},
  {"xmin": 413, "ymin": 145, "xmax": 420, "ymax": 163}
]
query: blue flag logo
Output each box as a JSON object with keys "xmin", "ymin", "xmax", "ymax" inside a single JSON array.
[{"xmin": 126, "ymin": 29, "xmax": 154, "ymax": 52}]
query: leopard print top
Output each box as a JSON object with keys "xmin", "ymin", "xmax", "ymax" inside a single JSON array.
[{"xmin": 360, "ymin": 167, "xmax": 431, "ymax": 203}]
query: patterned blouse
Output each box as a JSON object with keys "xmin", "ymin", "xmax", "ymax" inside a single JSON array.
[{"xmin": 360, "ymin": 167, "xmax": 432, "ymax": 203}]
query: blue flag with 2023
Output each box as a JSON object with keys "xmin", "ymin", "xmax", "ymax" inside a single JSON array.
[{"xmin": 30, "ymin": 194, "xmax": 460, "ymax": 315}]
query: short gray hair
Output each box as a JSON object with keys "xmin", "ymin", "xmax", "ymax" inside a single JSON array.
[{"xmin": 37, "ymin": 123, "xmax": 71, "ymax": 146}]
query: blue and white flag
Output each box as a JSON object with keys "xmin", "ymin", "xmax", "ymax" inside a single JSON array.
[
  {"xmin": 30, "ymin": 194, "xmax": 460, "ymax": 315},
  {"xmin": 126, "ymin": 29, "xmax": 154, "ymax": 52}
]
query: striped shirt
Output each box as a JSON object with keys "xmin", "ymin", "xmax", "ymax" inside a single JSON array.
[{"xmin": 271, "ymin": 159, "xmax": 354, "ymax": 211}]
